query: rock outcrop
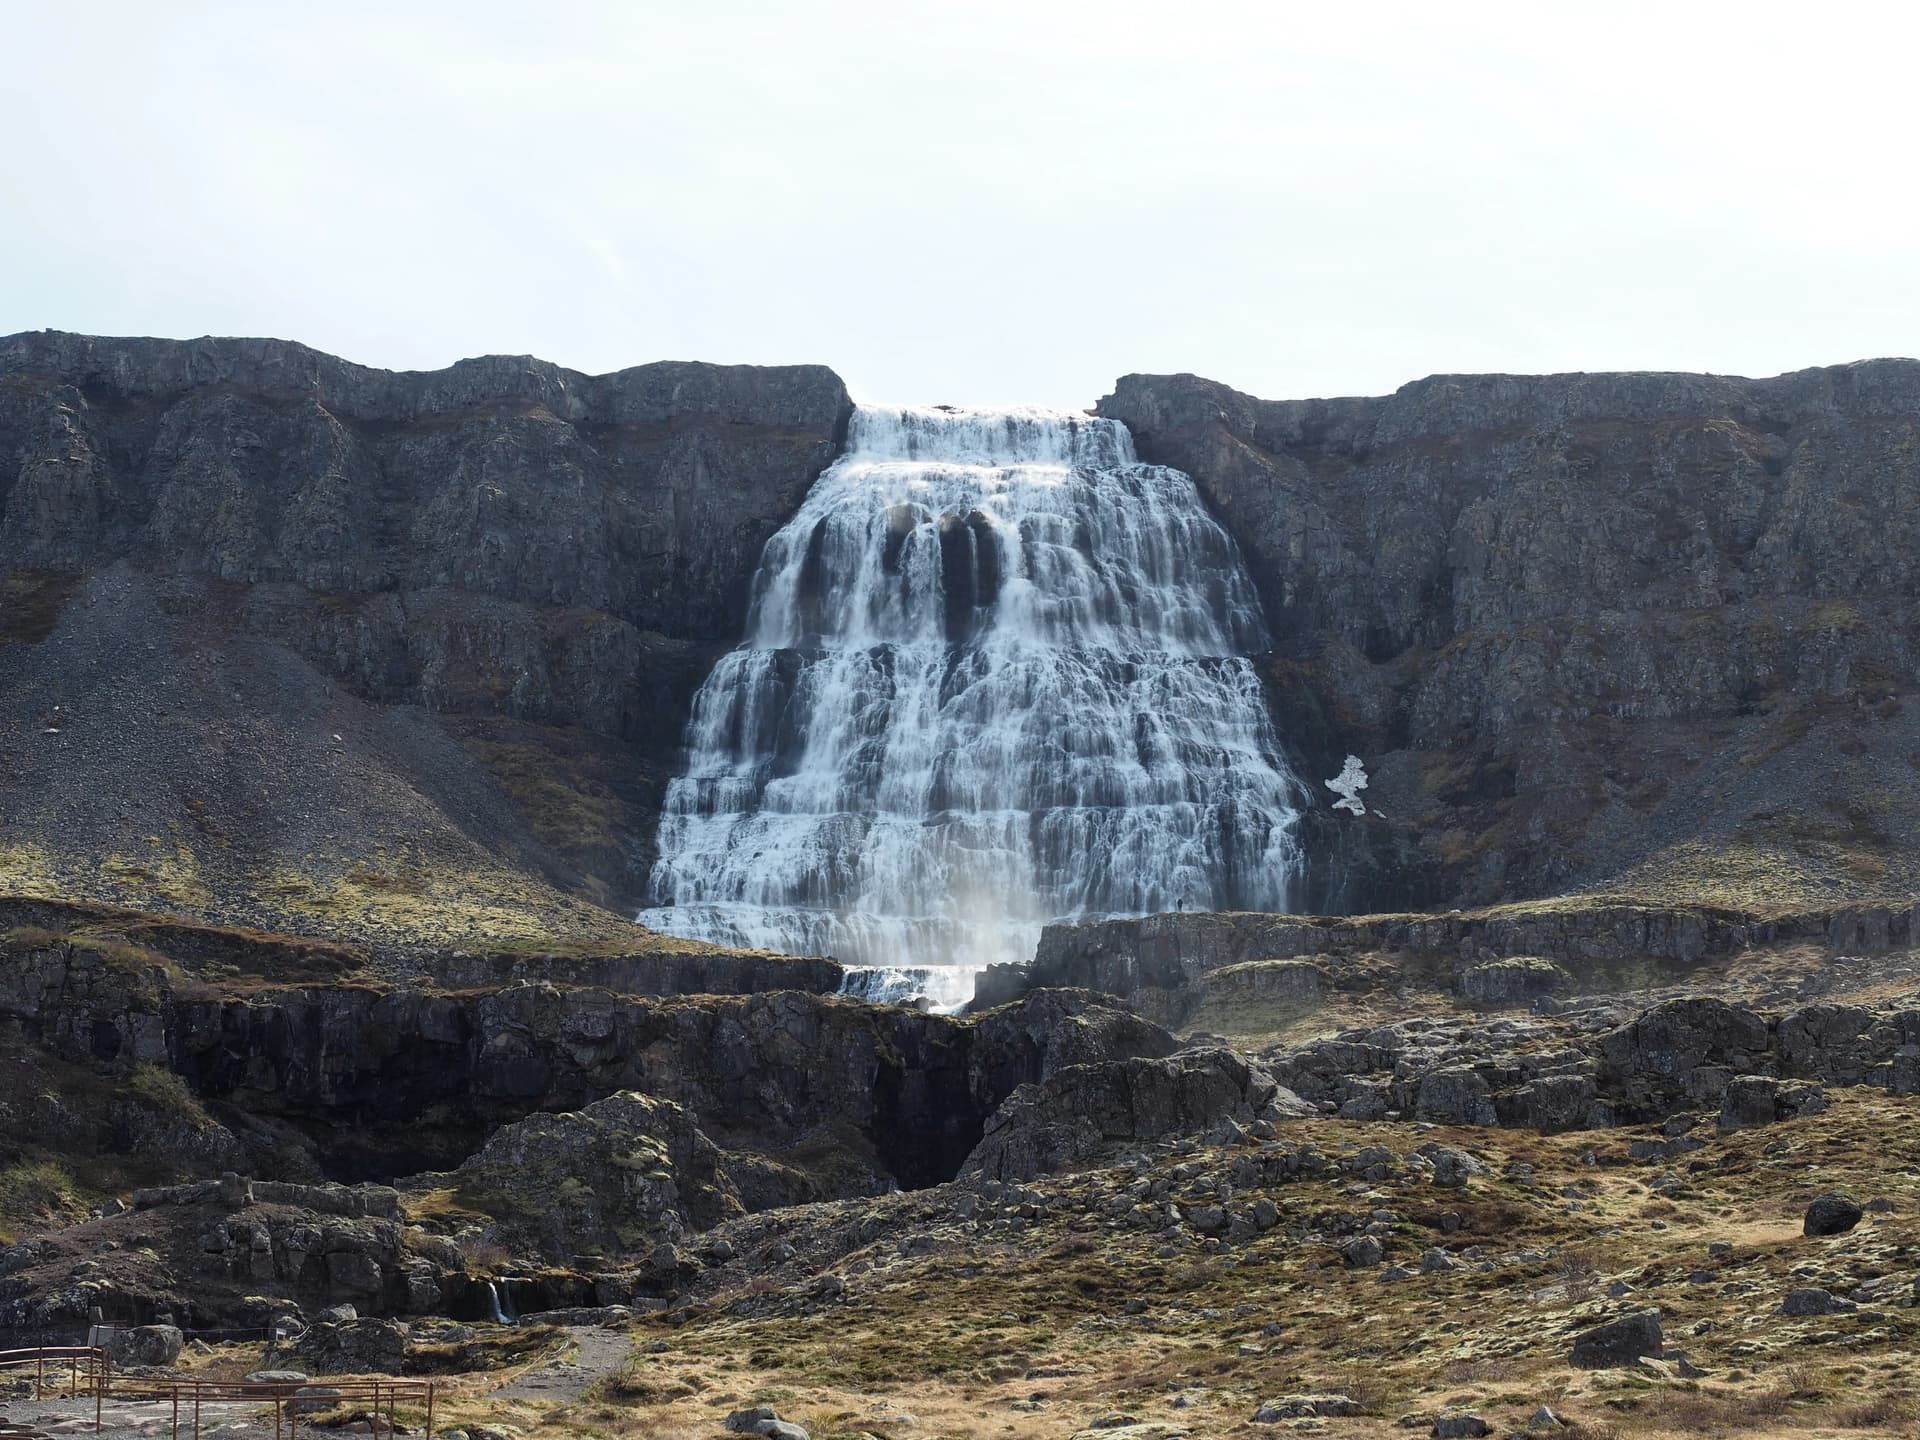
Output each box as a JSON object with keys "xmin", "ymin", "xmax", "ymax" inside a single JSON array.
[
  {"xmin": 1262, "ymin": 989, "xmax": 1920, "ymax": 1132},
  {"xmin": 962, "ymin": 1048, "xmax": 1307, "ymax": 1184},
  {"xmin": 0, "ymin": 929, "xmax": 1172, "ymax": 1191},
  {"xmin": 416, "ymin": 1091, "xmax": 744, "ymax": 1261},
  {"xmin": 1016, "ymin": 899, "xmax": 1874, "ymax": 1019}
]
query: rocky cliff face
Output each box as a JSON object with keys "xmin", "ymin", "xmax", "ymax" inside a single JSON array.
[
  {"xmin": 1101, "ymin": 365, "xmax": 1920, "ymax": 911},
  {"xmin": 0, "ymin": 923, "xmax": 1169, "ymax": 1194},
  {"xmin": 0, "ymin": 331, "xmax": 850, "ymax": 934},
  {"xmin": 10, "ymin": 334, "xmax": 1919, "ymax": 937}
]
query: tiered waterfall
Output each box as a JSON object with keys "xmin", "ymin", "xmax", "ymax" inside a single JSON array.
[{"xmin": 637, "ymin": 404, "xmax": 1304, "ymax": 1007}]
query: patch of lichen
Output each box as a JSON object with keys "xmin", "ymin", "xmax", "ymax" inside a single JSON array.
[{"xmin": 0, "ymin": 842, "xmax": 65, "ymax": 899}]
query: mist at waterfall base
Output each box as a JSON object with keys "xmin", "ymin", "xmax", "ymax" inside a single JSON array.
[{"xmin": 636, "ymin": 405, "xmax": 1305, "ymax": 1011}]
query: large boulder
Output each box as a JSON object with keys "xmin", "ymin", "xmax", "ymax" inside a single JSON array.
[
  {"xmin": 1599, "ymin": 999, "xmax": 1771, "ymax": 1079},
  {"xmin": 1415, "ymin": 1068, "xmax": 1498, "ymax": 1127},
  {"xmin": 1804, "ymin": 1192, "xmax": 1864, "ymax": 1237},
  {"xmin": 1719, "ymin": 1075, "xmax": 1827, "ymax": 1130},
  {"xmin": 1252, "ymin": 1394, "xmax": 1361, "ymax": 1421},
  {"xmin": 1776, "ymin": 1005, "xmax": 1883, "ymax": 1085},
  {"xmin": 293, "ymin": 1317, "xmax": 408, "ymax": 1375},
  {"xmin": 962, "ymin": 1047, "xmax": 1308, "ymax": 1183},
  {"xmin": 1569, "ymin": 1310, "xmax": 1663, "ymax": 1368},
  {"xmin": 412, "ymin": 1091, "xmax": 742, "ymax": 1262},
  {"xmin": 104, "ymin": 1325, "xmax": 183, "ymax": 1368}
]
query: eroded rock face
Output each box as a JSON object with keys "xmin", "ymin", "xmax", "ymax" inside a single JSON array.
[{"xmin": 1457, "ymin": 957, "xmax": 1571, "ymax": 1007}]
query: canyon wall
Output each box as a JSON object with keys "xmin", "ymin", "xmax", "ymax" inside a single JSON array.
[
  {"xmin": 1101, "ymin": 365, "xmax": 1920, "ymax": 910},
  {"xmin": 0, "ymin": 332, "xmax": 850, "ymax": 933}
]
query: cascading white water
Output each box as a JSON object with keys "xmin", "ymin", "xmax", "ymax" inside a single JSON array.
[{"xmin": 637, "ymin": 404, "xmax": 1304, "ymax": 1006}]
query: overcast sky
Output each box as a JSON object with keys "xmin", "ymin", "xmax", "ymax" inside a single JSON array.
[{"xmin": 6, "ymin": 2, "xmax": 1917, "ymax": 408}]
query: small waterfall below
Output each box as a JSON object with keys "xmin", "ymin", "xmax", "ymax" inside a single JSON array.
[
  {"xmin": 485, "ymin": 1280, "xmax": 516, "ymax": 1326},
  {"xmin": 637, "ymin": 404, "xmax": 1305, "ymax": 1003}
]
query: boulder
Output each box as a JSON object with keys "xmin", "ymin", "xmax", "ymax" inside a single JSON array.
[
  {"xmin": 1568, "ymin": 1310, "xmax": 1663, "ymax": 1368},
  {"xmin": 1720, "ymin": 1075, "xmax": 1827, "ymax": 1130},
  {"xmin": 1507, "ymin": 1074, "xmax": 1597, "ymax": 1132},
  {"xmin": 1426, "ymin": 1146, "xmax": 1480, "ymax": 1188},
  {"xmin": 293, "ymin": 1318, "xmax": 408, "ymax": 1375},
  {"xmin": 963, "ymin": 1047, "xmax": 1300, "ymax": 1184},
  {"xmin": 1433, "ymin": 1415, "xmax": 1490, "ymax": 1438},
  {"xmin": 1341, "ymin": 1236, "xmax": 1384, "ymax": 1268},
  {"xmin": 105, "ymin": 1325, "xmax": 184, "ymax": 1368},
  {"xmin": 1252, "ymin": 1394, "xmax": 1361, "ymax": 1421},
  {"xmin": 1415, "ymin": 1068, "xmax": 1497, "ymax": 1127},
  {"xmin": 1804, "ymin": 1193, "xmax": 1864, "ymax": 1237},
  {"xmin": 415, "ymin": 1091, "xmax": 743, "ymax": 1261},
  {"xmin": 724, "ymin": 1410, "xmax": 809, "ymax": 1440},
  {"xmin": 1599, "ymin": 999, "xmax": 1770, "ymax": 1081},
  {"xmin": 1782, "ymin": 1287, "xmax": 1857, "ymax": 1316}
]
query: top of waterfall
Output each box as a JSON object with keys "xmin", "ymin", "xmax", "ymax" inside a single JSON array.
[{"xmin": 848, "ymin": 403, "xmax": 1137, "ymax": 469}]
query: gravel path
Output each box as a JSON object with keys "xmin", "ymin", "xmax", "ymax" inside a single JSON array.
[
  {"xmin": 495, "ymin": 1327, "xmax": 632, "ymax": 1404},
  {"xmin": 0, "ymin": 1397, "xmax": 273, "ymax": 1439}
]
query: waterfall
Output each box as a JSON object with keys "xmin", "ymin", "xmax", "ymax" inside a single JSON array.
[
  {"xmin": 485, "ymin": 1280, "xmax": 516, "ymax": 1325},
  {"xmin": 637, "ymin": 404, "xmax": 1304, "ymax": 1002}
]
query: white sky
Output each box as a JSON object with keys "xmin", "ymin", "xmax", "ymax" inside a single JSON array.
[{"xmin": 5, "ymin": 2, "xmax": 1918, "ymax": 408}]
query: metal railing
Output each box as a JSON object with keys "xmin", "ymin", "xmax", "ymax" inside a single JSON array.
[
  {"xmin": 0, "ymin": 1347, "xmax": 110, "ymax": 1430},
  {"xmin": 0, "ymin": 1347, "xmax": 437, "ymax": 1440}
]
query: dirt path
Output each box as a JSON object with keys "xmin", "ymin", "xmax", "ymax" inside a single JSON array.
[{"xmin": 495, "ymin": 1327, "xmax": 632, "ymax": 1404}]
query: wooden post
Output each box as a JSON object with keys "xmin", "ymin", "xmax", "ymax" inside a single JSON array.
[{"xmin": 425, "ymin": 1382, "xmax": 435, "ymax": 1440}]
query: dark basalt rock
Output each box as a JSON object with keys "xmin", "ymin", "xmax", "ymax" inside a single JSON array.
[
  {"xmin": 1804, "ymin": 1192, "xmax": 1864, "ymax": 1237},
  {"xmin": 960, "ymin": 1046, "xmax": 1307, "ymax": 1184},
  {"xmin": 1100, "ymin": 365, "xmax": 1920, "ymax": 910},
  {"xmin": 0, "ymin": 331, "xmax": 853, "ymax": 920},
  {"xmin": 1569, "ymin": 1308, "xmax": 1663, "ymax": 1368},
  {"xmin": 0, "ymin": 930, "xmax": 1172, "ymax": 1195}
]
